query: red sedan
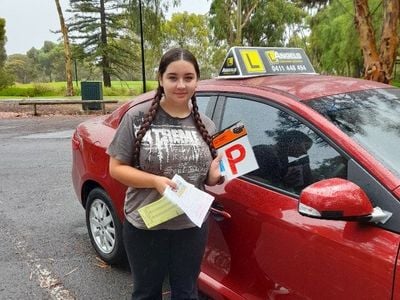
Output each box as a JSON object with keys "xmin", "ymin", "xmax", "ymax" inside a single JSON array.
[{"xmin": 72, "ymin": 48, "xmax": 400, "ymax": 299}]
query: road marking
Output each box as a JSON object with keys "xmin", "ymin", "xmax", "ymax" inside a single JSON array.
[
  {"xmin": 17, "ymin": 130, "xmax": 74, "ymax": 139},
  {"xmin": 3, "ymin": 226, "xmax": 75, "ymax": 299}
]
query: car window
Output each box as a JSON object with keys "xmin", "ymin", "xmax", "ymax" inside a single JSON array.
[
  {"xmin": 306, "ymin": 88, "xmax": 400, "ymax": 178},
  {"xmin": 196, "ymin": 96, "xmax": 211, "ymax": 116},
  {"xmin": 220, "ymin": 96, "xmax": 348, "ymax": 195}
]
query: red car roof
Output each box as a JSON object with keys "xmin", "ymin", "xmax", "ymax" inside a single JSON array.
[{"xmin": 198, "ymin": 74, "xmax": 390, "ymax": 101}]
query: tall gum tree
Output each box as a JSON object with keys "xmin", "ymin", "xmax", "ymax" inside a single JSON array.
[
  {"xmin": 55, "ymin": 0, "xmax": 74, "ymax": 96},
  {"xmin": 354, "ymin": 0, "xmax": 399, "ymax": 83}
]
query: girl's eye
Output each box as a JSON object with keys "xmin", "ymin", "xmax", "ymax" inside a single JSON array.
[{"xmin": 185, "ymin": 77, "xmax": 194, "ymax": 82}]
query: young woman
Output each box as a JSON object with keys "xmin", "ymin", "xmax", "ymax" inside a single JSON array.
[{"xmin": 107, "ymin": 48, "xmax": 222, "ymax": 300}]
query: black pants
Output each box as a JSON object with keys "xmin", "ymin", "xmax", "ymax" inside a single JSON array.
[{"xmin": 123, "ymin": 220, "xmax": 209, "ymax": 300}]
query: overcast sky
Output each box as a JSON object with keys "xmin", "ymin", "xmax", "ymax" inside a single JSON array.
[{"xmin": 1, "ymin": 0, "xmax": 210, "ymax": 55}]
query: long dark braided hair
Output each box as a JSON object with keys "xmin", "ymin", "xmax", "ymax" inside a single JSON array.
[{"xmin": 133, "ymin": 48, "xmax": 217, "ymax": 167}]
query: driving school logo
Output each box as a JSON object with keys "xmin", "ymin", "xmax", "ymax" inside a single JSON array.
[
  {"xmin": 226, "ymin": 57, "xmax": 234, "ymax": 66},
  {"xmin": 220, "ymin": 54, "xmax": 238, "ymax": 75},
  {"xmin": 266, "ymin": 51, "xmax": 278, "ymax": 64},
  {"xmin": 266, "ymin": 50, "xmax": 303, "ymax": 64}
]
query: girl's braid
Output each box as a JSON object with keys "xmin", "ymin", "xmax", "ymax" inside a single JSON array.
[
  {"xmin": 133, "ymin": 86, "xmax": 163, "ymax": 167},
  {"xmin": 191, "ymin": 95, "xmax": 217, "ymax": 159}
]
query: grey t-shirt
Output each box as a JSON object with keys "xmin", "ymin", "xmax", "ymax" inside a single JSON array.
[{"xmin": 107, "ymin": 100, "xmax": 216, "ymax": 230}]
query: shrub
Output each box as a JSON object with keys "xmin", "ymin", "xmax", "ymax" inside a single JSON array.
[{"xmin": 0, "ymin": 69, "xmax": 14, "ymax": 90}]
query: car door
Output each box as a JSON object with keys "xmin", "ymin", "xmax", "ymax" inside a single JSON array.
[{"xmin": 201, "ymin": 95, "xmax": 400, "ymax": 299}]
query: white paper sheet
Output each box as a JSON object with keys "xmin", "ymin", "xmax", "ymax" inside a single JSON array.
[{"xmin": 164, "ymin": 175, "xmax": 214, "ymax": 227}]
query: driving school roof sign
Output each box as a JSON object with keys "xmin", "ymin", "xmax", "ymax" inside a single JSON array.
[{"xmin": 218, "ymin": 47, "xmax": 316, "ymax": 78}]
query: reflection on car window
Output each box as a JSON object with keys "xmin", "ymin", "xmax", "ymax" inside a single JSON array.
[
  {"xmin": 196, "ymin": 96, "xmax": 211, "ymax": 116},
  {"xmin": 221, "ymin": 97, "xmax": 348, "ymax": 195},
  {"xmin": 306, "ymin": 88, "xmax": 400, "ymax": 178}
]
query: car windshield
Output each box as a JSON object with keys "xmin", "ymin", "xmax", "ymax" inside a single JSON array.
[{"xmin": 306, "ymin": 88, "xmax": 400, "ymax": 178}]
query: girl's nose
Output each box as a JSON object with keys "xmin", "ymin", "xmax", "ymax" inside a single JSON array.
[{"xmin": 177, "ymin": 79, "xmax": 185, "ymax": 88}]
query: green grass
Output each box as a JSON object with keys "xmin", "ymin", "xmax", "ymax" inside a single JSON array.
[
  {"xmin": 0, "ymin": 81, "xmax": 158, "ymax": 98},
  {"xmin": 392, "ymin": 80, "xmax": 400, "ymax": 88}
]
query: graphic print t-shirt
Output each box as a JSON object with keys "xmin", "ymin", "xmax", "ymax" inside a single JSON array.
[{"xmin": 107, "ymin": 100, "xmax": 216, "ymax": 230}]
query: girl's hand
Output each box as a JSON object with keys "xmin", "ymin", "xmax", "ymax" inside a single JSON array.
[
  {"xmin": 153, "ymin": 176, "xmax": 177, "ymax": 195},
  {"xmin": 207, "ymin": 153, "xmax": 224, "ymax": 186}
]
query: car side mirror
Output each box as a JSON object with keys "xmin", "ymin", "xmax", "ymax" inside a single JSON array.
[{"xmin": 298, "ymin": 178, "xmax": 392, "ymax": 224}]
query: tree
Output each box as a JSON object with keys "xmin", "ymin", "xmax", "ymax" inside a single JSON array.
[
  {"xmin": 55, "ymin": 0, "xmax": 74, "ymax": 95},
  {"xmin": 354, "ymin": 0, "xmax": 399, "ymax": 83},
  {"xmin": 304, "ymin": 0, "xmax": 399, "ymax": 83},
  {"xmin": 6, "ymin": 54, "xmax": 36, "ymax": 83},
  {"xmin": 125, "ymin": 0, "xmax": 180, "ymax": 80},
  {"xmin": 209, "ymin": 0, "xmax": 305, "ymax": 47},
  {"xmin": 0, "ymin": 18, "xmax": 14, "ymax": 89},
  {"xmin": 67, "ymin": 0, "xmax": 181, "ymax": 85},
  {"xmin": 308, "ymin": 0, "xmax": 364, "ymax": 77},
  {"xmin": 68, "ymin": 0, "xmax": 126, "ymax": 87},
  {"xmin": 162, "ymin": 12, "xmax": 215, "ymax": 78},
  {"xmin": 0, "ymin": 19, "xmax": 6, "ymax": 68},
  {"xmin": 36, "ymin": 42, "xmax": 65, "ymax": 82}
]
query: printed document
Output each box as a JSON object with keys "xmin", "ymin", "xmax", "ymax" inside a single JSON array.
[{"xmin": 138, "ymin": 175, "xmax": 214, "ymax": 228}]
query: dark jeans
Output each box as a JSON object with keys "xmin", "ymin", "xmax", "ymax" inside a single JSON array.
[{"xmin": 123, "ymin": 220, "xmax": 209, "ymax": 300}]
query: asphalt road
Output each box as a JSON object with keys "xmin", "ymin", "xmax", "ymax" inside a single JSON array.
[{"xmin": 0, "ymin": 116, "xmax": 136, "ymax": 300}]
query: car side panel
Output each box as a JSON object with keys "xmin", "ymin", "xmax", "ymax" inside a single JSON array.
[
  {"xmin": 203, "ymin": 178, "xmax": 400, "ymax": 299},
  {"xmin": 74, "ymin": 118, "xmax": 127, "ymax": 220},
  {"xmin": 393, "ymin": 252, "xmax": 400, "ymax": 300}
]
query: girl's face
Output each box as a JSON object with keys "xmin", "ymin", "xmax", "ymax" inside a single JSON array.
[{"xmin": 159, "ymin": 59, "xmax": 198, "ymax": 106}]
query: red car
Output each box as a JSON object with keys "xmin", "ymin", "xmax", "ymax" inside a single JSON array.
[{"xmin": 72, "ymin": 48, "xmax": 400, "ymax": 299}]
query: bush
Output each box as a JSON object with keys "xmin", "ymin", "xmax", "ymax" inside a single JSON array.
[
  {"xmin": 32, "ymin": 83, "xmax": 58, "ymax": 97},
  {"xmin": 103, "ymin": 86, "xmax": 138, "ymax": 96},
  {"xmin": 0, "ymin": 69, "xmax": 14, "ymax": 90}
]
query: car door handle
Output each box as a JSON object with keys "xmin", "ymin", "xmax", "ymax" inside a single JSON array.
[{"xmin": 210, "ymin": 203, "xmax": 231, "ymax": 220}]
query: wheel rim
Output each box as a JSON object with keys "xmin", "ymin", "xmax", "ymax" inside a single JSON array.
[{"xmin": 89, "ymin": 199, "xmax": 116, "ymax": 254}]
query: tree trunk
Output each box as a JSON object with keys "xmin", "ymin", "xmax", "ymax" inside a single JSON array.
[
  {"xmin": 354, "ymin": 0, "xmax": 399, "ymax": 83},
  {"xmin": 100, "ymin": 0, "xmax": 111, "ymax": 87},
  {"xmin": 379, "ymin": 0, "xmax": 399, "ymax": 82},
  {"xmin": 55, "ymin": 0, "xmax": 74, "ymax": 96}
]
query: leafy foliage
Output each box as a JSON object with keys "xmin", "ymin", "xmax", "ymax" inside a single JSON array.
[
  {"xmin": 6, "ymin": 54, "xmax": 36, "ymax": 83},
  {"xmin": 244, "ymin": 0, "xmax": 306, "ymax": 46},
  {"xmin": 0, "ymin": 18, "xmax": 7, "ymax": 68},
  {"xmin": 209, "ymin": 0, "xmax": 306, "ymax": 47},
  {"xmin": 308, "ymin": 0, "xmax": 383, "ymax": 77},
  {"xmin": 67, "ymin": 0, "xmax": 128, "ymax": 86},
  {"xmin": 161, "ymin": 12, "xmax": 218, "ymax": 78},
  {"xmin": 125, "ymin": 0, "xmax": 181, "ymax": 81},
  {"xmin": 0, "ymin": 18, "xmax": 14, "ymax": 89}
]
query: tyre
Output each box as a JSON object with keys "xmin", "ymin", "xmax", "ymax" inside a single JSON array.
[{"xmin": 86, "ymin": 188, "xmax": 126, "ymax": 265}]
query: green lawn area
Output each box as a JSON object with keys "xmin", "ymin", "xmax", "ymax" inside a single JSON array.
[{"xmin": 0, "ymin": 80, "xmax": 158, "ymax": 99}]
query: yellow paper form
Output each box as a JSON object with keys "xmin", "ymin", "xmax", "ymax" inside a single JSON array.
[{"xmin": 138, "ymin": 196, "xmax": 184, "ymax": 229}]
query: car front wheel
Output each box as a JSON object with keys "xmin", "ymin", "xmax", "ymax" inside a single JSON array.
[{"xmin": 86, "ymin": 188, "xmax": 125, "ymax": 265}]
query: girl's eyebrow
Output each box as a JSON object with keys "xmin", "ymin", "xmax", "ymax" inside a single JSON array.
[{"xmin": 165, "ymin": 72, "xmax": 196, "ymax": 76}]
